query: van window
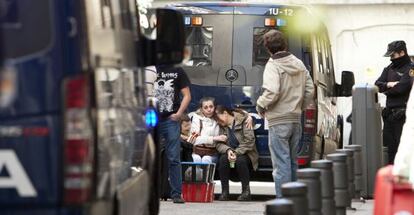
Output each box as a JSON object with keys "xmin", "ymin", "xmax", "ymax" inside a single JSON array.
[
  {"xmin": 253, "ymin": 28, "xmax": 273, "ymax": 66},
  {"xmin": 101, "ymin": 0, "xmax": 115, "ymax": 29},
  {"xmin": 315, "ymin": 33, "xmax": 333, "ymax": 76},
  {"xmin": 119, "ymin": 0, "xmax": 132, "ymax": 30},
  {"xmin": 1, "ymin": 0, "xmax": 52, "ymax": 59},
  {"xmin": 253, "ymin": 28, "xmax": 292, "ymax": 66},
  {"xmin": 313, "ymin": 35, "xmax": 324, "ymax": 75},
  {"xmin": 185, "ymin": 27, "xmax": 213, "ymax": 66}
]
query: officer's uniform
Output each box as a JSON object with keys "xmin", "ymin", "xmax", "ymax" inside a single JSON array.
[{"xmin": 375, "ymin": 40, "xmax": 413, "ymax": 164}]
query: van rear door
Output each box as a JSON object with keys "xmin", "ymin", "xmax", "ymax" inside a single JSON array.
[
  {"xmin": 183, "ymin": 14, "xmax": 235, "ymax": 110},
  {"xmin": 230, "ymin": 6, "xmax": 312, "ymax": 169},
  {"xmin": 0, "ymin": 0, "xmax": 79, "ymax": 207}
]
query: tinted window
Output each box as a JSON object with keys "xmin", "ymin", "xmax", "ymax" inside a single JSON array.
[
  {"xmin": 1, "ymin": 0, "xmax": 52, "ymax": 59},
  {"xmin": 252, "ymin": 28, "xmax": 290, "ymax": 66},
  {"xmin": 101, "ymin": 0, "xmax": 115, "ymax": 28},
  {"xmin": 184, "ymin": 27, "xmax": 213, "ymax": 66},
  {"xmin": 119, "ymin": 0, "xmax": 132, "ymax": 30},
  {"xmin": 253, "ymin": 28, "xmax": 273, "ymax": 66}
]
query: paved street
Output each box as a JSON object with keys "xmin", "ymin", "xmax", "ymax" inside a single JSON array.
[
  {"xmin": 160, "ymin": 181, "xmax": 374, "ymax": 215},
  {"xmin": 160, "ymin": 198, "xmax": 374, "ymax": 215}
]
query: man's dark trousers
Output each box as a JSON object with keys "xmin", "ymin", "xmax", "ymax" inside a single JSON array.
[{"xmin": 383, "ymin": 116, "xmax": 405, "ymax": 164}]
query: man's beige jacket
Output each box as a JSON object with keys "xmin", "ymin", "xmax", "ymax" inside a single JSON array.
[{"xmin": 256, "ymin": 52, "xmax": 314, "ymax": 127}]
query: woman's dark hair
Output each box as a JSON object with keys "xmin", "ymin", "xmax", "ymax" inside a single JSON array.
[
  {"xmin": 199, "ymin": 97, "xmax": 216, "ymax": 108},
  {"xmin": 215, "ymin": 105, "xmax": 234, "ymax": 116},
  {"xmin": 263, "ymin": 30, "xmax": 287, "ymax": 54}
]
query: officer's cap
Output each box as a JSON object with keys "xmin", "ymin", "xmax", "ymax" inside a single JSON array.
[{"xmin": 384, "ymin": 40, "xmax": 407, "ymax": 57}]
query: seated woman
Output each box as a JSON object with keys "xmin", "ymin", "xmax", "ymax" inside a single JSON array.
[
  {"xmin": 187, "ymin": 97, "xmax": 224, "ymax": 164},
  {"xmin": 215, "ymin": 105, "xmax": 259, "ymax": 201}
]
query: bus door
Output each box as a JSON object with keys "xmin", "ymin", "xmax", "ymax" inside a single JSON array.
[{"xmin": 184, "ymin": 14, "xmax": 234, "ymax": 110}]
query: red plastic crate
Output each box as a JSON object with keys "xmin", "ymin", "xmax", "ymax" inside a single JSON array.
[
  {"xmin": 374, "ymin": 165, "xmax": 414, "ymax": 215},
  {"xmin": 182, "ymin": 182, "xmax": 214, "ymax": 202}
]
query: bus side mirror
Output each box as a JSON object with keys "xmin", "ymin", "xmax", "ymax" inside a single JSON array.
[
  {"xmin": 136, "ymin": 9, "xmax": 185, "ymax": 66},
  {"xmin": 336, "ymin": 71, "xmax": 355, "ymax": 97}
]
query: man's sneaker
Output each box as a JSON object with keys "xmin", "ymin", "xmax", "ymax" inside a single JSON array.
[{"xmin": 172, "ymin": 196, "xmax": 185, "ymax": 204}]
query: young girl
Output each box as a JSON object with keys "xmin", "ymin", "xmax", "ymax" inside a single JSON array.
[{"xmin": 187, "ymin": 97, "xmax": 226, "ymax": 164}]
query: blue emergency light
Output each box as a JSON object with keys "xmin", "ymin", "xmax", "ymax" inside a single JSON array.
[
  {"xmin": 277, "ymin": 19, "xmax": 287, "ymax": 27},
  {"xmin": 184, "ymin": 17, "xmax": 191, "ymax": 25},
  {"xmin": 145, "ymin": 108, "xmax": 158, "ymax": 127}
]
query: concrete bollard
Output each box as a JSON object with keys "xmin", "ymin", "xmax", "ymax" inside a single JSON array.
[
  {"xmin": 336, "ymin": 148, "xmax": 355, "ymax": 205},
  {"xmin": 327, "ymin": 153, "xmax": 349, "ymax": 215},
  {"xmin": 311, "ymin": 160, "xmax": 336, "ymax": 215},
  {"xmin": 265, "ymin": 198, "xmax": 294, "ymax": 215},
  {"xmin": 344, "ymin": 145, "xmax": 363, "ymax": 199},
  {"xmin": 281, "ymin": 182, "xmax": 309, "ymax": 215},
  {"xmin": 297, "ymin": 168, "xmax": 322, "ymax": 215}
]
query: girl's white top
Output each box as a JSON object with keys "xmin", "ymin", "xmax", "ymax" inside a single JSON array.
[
  {"xmin": 393, "ymin": 84, "xmax": 414, "ymax": 187},
  {"xmin": 188, "ymin": 111, "xmax": 220, "ymax": 146}
]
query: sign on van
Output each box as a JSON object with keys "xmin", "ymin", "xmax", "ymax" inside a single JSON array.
[{"xmin": 0, "ymin": 150, "xmax": 37, "ymax": 197}]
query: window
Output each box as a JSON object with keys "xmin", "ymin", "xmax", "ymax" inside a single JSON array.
[
  {"xmin": 1, "ymin": 0, "xmax": 19, "ymax": 25},
  {"xmin": 317, "ymin": 37, "xmax": 324, "ymax": 74},
  {"xmin": 101, "ymin": 0, "xmax": 114, "ymax": 28},
  {"xmin": 1, "ymin": 0, "xmax": 52, "ymax": 59},
  {"xmin": 185, "ymin": 27, "xmax": 213, "ymax": 66},
  {"xmin": 119, "ymin": 0, "xmax": 132, "ymax": 30},
  {"xmin": 253, "ymin": 28, "xmax": 272, "ymax": 66},
  {"xmin": 252, "ymin": 28, "xmax": 291, "ymax": 66}
]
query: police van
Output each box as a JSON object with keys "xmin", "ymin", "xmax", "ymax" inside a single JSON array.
[
  {"xmin": 0, "ymin": 0, "xmax": 184, "ymax": 214},
  {"xmin": 166, "ymin": 2, "xmax": 354, "ymax": 180}
]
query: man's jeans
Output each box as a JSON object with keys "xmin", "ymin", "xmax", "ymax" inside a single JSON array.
[
  {"xmin": 159, "ymin": 119, "xmax": 182, "ymax": 198},
  {"xmin": 268, "ymin": 123, "xmax": 302, "ymax": 198}
]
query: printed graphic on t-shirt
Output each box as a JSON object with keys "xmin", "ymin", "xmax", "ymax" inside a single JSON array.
[{"xmin": 154, "ymin": 75, "xmax": 175, "ymax": 113}]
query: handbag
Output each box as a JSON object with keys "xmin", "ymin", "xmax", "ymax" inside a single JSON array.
[{"xmin": 193, "ymin": 144, "xmax": 216, "ymax": 156}]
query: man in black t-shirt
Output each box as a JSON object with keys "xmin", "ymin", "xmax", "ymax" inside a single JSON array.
[{"xmin": 154, "ymin": 65, "xmax": 191, "ymax": 203}]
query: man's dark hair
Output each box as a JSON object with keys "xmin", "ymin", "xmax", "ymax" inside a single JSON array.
[
  {"xmin": 263, "ymin": 30, "xmax": 287, "ymax": 54},
  {"xmin": 180, "ymin": 113, "xmax": 190, "ymax": 122}
]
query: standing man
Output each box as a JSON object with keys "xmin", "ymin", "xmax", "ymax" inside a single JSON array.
[
  {"xmin": 256, "ymin": 30, "xmax": 314, "ymax": 198},
  {"xmin": 375, "ymin": 40, "xmax": 412, "ymax": 164},
  {"xmin": 154, "ymin": 65, "xmax": 191, "ymax": 203}
]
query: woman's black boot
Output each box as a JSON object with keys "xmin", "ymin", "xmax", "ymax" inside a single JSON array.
[
  {"xmin": 237, "ymin": 185, "xmax": 251, "ymax": 201},
  {"xmin": 218, "ymin": 186, "xmax": 230, "ymax": 201}
]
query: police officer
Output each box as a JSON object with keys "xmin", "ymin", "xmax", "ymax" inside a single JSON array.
[{"xmin": 375, "ymin": 40, "xmax": 413, "ymax": 164}]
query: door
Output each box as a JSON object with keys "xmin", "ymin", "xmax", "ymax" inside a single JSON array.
[
  {"xmin": 0, "ymin": 0, "xmax": 80, "ymax": 207},
  {"xmin": 183, "ymin": 14, "xmax": 234, "ymax": 111}
]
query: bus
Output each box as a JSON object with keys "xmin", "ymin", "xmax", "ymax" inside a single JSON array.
[
  {"xmin": 167, "ymin": 2, "xmax": 354, "ymax": 180},
  {"xmin": 0, "ymin": 0, "xmax": 184, "ymax": 214}
]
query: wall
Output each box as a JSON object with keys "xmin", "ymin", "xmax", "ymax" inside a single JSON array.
[{"xmin": 322, "ymin": 4, "xmax": 414, "ymax": 145}]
